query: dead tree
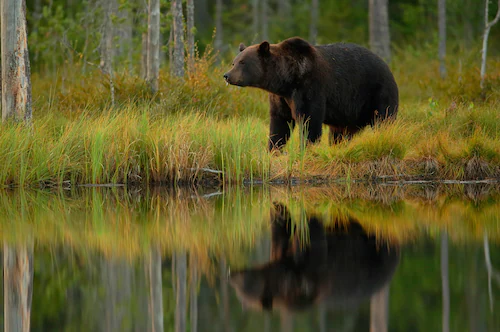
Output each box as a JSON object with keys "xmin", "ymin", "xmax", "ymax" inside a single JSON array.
[
  {"xmin": 147, "ymin": 0, "xmax": 160, "ymax": 93},
  {"xmin": 1, "ymin": 0, "xmax": 32, "ymax": 123},
  {"xmin": 187, "ymin": 0, "xmax": 196, "ymax": 74},
  {"xmin": 172, "ymin": 0, "xmax": 185, "ymax": 77},
  {"xmin": 480, "ymin": 0, "xmax": 500, "ymax": 89}
]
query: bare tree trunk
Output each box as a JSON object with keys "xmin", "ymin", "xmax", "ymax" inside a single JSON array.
[
  {"xmin": 100, "ymin": 0, "xmax": 117, "ymax": 106},
  {"xmin": 261, "ymin": 0, "xmax": 269, "ymax": 41},
  {"xmin": 369, "ymin": 0, "xmax": 391, "ymax": 62},
  {"xmin": 142, "ymin": 31, "xmax": 148, "ymax": 79},
  {"xmin": 172, "ymin": 0, "xmax": 185, "ymax": 77},
  {"xmin": 480, "ymin": 0, "xmax": 500, "ymax": 89},
  {"xmin": 441, "ymin": 232, "xmax": 450, "ymax": 332},
  {"xmin": 147, "ymin": 0, "xmax": 160, "ymax": 92},
  {"xmin": 438, "ymin": 0, "xmax": 446, "ymax": 78},
  {"xmin": 190, "ymin": 257, "xmax": 198, "ymax": 332},
  {"xmin": 116, "ymin": 3, "xmax": 133, "ymax": 72},
  {"xmin": 187, "ymin": 0, "xmax": 196, "ymax": 74},
  {"xmin": 215, "ymin": 0, "xmax": 223, "ymax": 56},
  {"xmin": 484, "ymin": 233, "xmax": 500, "ymax": 312},
  {"xmin": 309, "ymin": 0, "xmax": 319, "ymax": 44},
  {"xmin": 1, "ymin": 0, "xmax": 32, "ymax": 123},
  {"xmin": 175, "ymin": 251, "xmax": 187, "ymax": 332},
  {"xmin": 4, "ymin": 243, "xmax": 34, "ymax": 332},
  {"xmin": 147, "ymin": 246, "xmax": 164, "ymax": 332},
  {"xmin": 370, "ymin": 284, "xmax": 389, "ymax": 332},
  {"xmin": 252, "ymin": 0, "xmax": 260, "ymax": 40}
]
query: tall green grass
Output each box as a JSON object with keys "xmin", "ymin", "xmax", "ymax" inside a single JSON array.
[{"xmin": 1, "ymin": 47, "xmax": 500, "ymax": 187}]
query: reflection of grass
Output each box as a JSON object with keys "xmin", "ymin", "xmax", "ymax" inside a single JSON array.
[
  {"xmin": 1, "ymin": 184, "xmax": 499, "ymax": 268},
  {"xmin": 0, "ymin": 187, "xmax": 271, "ymax": 274},
  {"xmin": 269, "ymin": 184, "xmax": 500, "ymax": 245}
]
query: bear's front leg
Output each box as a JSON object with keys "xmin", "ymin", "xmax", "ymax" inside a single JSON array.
[
  {"xmin": 293, "ymin": 95, "xmax": 324, "ymax": 145},
  {"xmin": 269, "ymin": 95, "xmax": 295, "ymax": 151}
]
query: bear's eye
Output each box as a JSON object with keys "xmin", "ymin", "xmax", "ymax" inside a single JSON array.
[{"xmin": 239, "ymin": 60, "xmax": 245, "ymax": 65}]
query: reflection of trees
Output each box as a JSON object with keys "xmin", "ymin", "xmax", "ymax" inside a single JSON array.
[
  {"xmin": 175, "ymin": 251, "xmax": 187, "ymax": 332},
  {"xmin": 3, "ymin": 243, "xmax": 34, "ymax": 332},
  {"xmin": 190, "ymin": 256, "xmax": 198, "ymax": 332},
  {"xmin": 101, "ymin": 257, "xmax": 132, "ymax": 331},
  {"xmin": 484, "ymin": 233, "xmax": 500, "ymax": 312},
  {"xmin": 370, "ymin": 284, "xmax": 389, "ymax": 332},
  {"xmin": 441, "ymin": 232, "xmax": 449, "ymax": 332},
  {"xmin": 147, "ymin": 246, "xmax": 163, "ymax": 332}
]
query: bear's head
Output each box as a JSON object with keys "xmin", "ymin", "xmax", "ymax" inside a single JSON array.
[
  {"xmin": 223, "ymin": 41, "xmax": 271, "ymax": 88},
  {"xmin": 229, "ymin": 264, "xmax": 318, "ymax": 311},
  {"xmin": 223, "ymin": 37, "xmax": 317, "ymax": 95}
]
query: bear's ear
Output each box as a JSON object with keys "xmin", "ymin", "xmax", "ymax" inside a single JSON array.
[
  {"xmin": 258, "ymin": 41, "xmax": 270, "ymax": 56},
  {"xmin": 239, "ymin": 43, "xmax": 246, "ymax": 52}
]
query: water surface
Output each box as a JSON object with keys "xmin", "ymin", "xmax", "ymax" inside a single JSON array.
[{"xmin": 1, "ymin": 184, "xmax": 499, "ymax": 331}]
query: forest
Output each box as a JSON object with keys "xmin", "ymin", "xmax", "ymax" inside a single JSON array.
[
  {"xmin": 1, "ymin": 2, "xmax": 500, "ymax": 331},
  {"xmin": 0, "ymin": 0, "xmax": 500, "ymax": 186}
]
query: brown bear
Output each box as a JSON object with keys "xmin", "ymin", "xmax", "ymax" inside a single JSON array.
[
  {"xmin": 229, "ymin": 203, "xmax": 400, "ymax": 311},
  {"xmin": 223, "ymin": 37, "xmax": 399, "ymax": 151}
]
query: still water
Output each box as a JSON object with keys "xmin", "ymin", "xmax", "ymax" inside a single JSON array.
[{"xmin": 1, "ymin": 184, "xmax": 499, "ymax": 331}]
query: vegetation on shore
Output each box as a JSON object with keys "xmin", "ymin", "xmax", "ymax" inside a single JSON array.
[{"xmin": 1, "ymin": 48, "xmax": 500, "ymax": 188}]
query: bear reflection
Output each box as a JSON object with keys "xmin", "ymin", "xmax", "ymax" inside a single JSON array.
[{"xmin": 230, "ymin": 203, "xmax": 399, "ymax": 312}]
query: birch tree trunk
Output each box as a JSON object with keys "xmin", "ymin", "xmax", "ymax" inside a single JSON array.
[
  {"xmin": 309, "ymin": 0, "xmax": 319, "ymax": 44},
  {"xmin": 172, "ymin": 0, "xmax": 185, "ymax": 77},
  {"xmin": 369, "ymin": 0, "xmax": 391, "ymax": 62},
  {"xmin": 187, "ymin": 0, "xmax": 196, "ymax": 74},
  {"xmin": 100, "ymin": 0, "xmax": 117, "ymax": 106},
  {"xmin": 147, "ymin": 0, "xmax": 160, "ymax": 93},
  {"xmin": 4, "ymin": 243, "xmax": 34, "ymax": 332},
  {"xmin": 480, "ymin": 0, "xmax": 500, "ymax": 89},
  {"xmin": 1, "ymin": 0, "xmax": 32, "ymax": 123},
  {"xmin": 147, "ymin": 246, "xmax": 164, "ymax": 332},
  {"xmin": 438, "ymin": 0, "xmax": 446, "ymax": 78}
]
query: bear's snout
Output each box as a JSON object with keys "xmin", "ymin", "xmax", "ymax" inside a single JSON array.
[{"xmin": 223, "ymin": 72, "xmax": 231, "ymax": 86}]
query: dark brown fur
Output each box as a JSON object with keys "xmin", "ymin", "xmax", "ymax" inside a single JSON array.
[
  {"xmin": 224, "ymin": 37, "xmax": 399, "ymax": 151},
  {"xmin": 229, "ymin": 203, "xmax": 400, "ymax": 312}
]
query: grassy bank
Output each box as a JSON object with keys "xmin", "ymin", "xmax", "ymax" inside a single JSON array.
[{"xmin": 2, "ymin": 49, "xmax": 500, "ymax": 187}]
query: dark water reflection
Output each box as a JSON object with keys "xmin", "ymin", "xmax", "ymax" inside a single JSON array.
[{"xmin": 1, "ymin": 184, "xmax": 500, "ymax": 331}]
